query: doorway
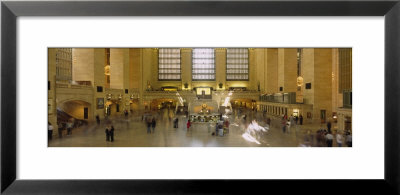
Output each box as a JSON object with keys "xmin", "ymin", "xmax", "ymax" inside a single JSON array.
[{"xmin": 84, "ymin": 107, "xmax": 88, "ymax": 119}]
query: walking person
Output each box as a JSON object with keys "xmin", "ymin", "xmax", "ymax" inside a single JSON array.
[
  {"xmin": 187, "ymin": 120, "xmax": 191, "ymax": 131},
  {"xmin": 66, "ymin": 121, "xmax": 73, "ymax": 135},
  {"xmin": 346, "ymin": 132, "xmax": 352, "ymax": 147},
  {"xmin": 105, "ymin": 127, "xmax": 110, "ymax": 141},
  {"xmin": 48, "ymin": 122, "xmax": 53, "ymax": 140},
  {"xmin": 327, "ymin": 121, "xmax": 332, "ymax": 132},
  {"xmin": 58, "ymin": 122, "xmax": 64, "ymax": 138},
  {"xmin": 124, "ymin": 110, "xmax": 128, "ymax": 118},
  {"xmin": 146, "ymin": 116, "xmax": 152, "ymax": 134},
  {"xmin": 151, "ymin": 117, "xmax": 156, "ymax": 133},
  {"xmin": 174, "ymin": 118, "xmax": 179, "ymax": 128},
  {"xmin": 289, "ymin": 115, "xmax": 295, "ymax": 133},
  {"xmin": 299, "ymin": 114, "xmax": 303, "ymax": 125},
  {"xmin": 208, "ymin": 121, "xmax": 212, "ymax": 133},
  {"xmin": 325, "ymin": 130, "xmax": 333, "ymax": 147},
  {"xmin": 281, "ymin": 117, "xmax": 287, "ymax": 134},
  {"xmin": 215, "ymin": 122, "xmax": 219, "ymax": 135},
  {"xmin": 96, "ymin": 115, "xmax": 100, "ymax": 125},
  {"xmin": 110, "ymin": 125, "xmax": 115, "ymax": 142},
  {"xmin": 218, "ymin": 123, "xmax": 224, "ymax": 136},
  {"xmin": 316, "ymin": 130, "xmax": 322, "ymax": 147},
  {"xmin": 336, "ymin": 131, "xmax": 343, "ymax": 147}
]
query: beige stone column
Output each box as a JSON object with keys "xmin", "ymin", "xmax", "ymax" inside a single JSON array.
[
  {"xmin": 277, "ymin": 48, "xmax": 297, "ymax": 93},
  {"xmin": 332, "ymin": 48, "xmax": 339, "ymax": 116},
  {"xmin": 314, "ymin": 48, "xmax": 333, "ymax": 123},
  {"xmin": 110, "ymin": 48, "xmax": 130, "ymax": 113},
  {"xmin": 215, "ymin": 48, "xmax": 226, "ymax": 90},
  {"xmin": 248, "ymin": 48, "xmax": 257, "ymax": 91},
  {"xmin": 283, "ymin": 48, "xmax": 297, "ymax": 93},
  {"xmin": 255, "ymin": 48, "xmax": 265, "ymax": 92},
  {"xmin": 266, "ymin": 49, "xmax": 278, "ymax": 93},
  {"xmin": 48, "ymin": 48, "xmax": 58, "ymax": 135},
  {"xmin": 93, "ymin": 48, "xmax": 106, "ymax": 120},
  {"xmin": 302, "ymin": 48, "xmax": 315, "ymax": 106},
  {"xmin": 181, "ymin": 48, "xmax": 192, "ymax": 89}
]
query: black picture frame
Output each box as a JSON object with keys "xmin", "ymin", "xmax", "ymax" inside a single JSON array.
[{"xmin": 1, "ymin": 0, "xmax": 399, "ymax": 194}]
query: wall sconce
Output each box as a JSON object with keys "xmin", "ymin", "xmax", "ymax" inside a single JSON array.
[
  {"xmin": 106, "ymin": 93, "xmax": 112, "ymax": 100},
  {"xmin": 118, "ymin": 94, "xmax": 122, "ymax": 100}
]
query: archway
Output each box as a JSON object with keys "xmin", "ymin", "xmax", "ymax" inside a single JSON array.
[{"xmin": 57, "ymin": 100, "xmax": 91, "ymax": 120}]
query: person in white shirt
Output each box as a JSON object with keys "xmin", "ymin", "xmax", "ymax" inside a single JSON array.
[
  {"xmin": 48, "ymin": 122, "xmax": 53, "ymax": 140},
  {"xmin": 325, "ymin": 130, "xmax": 333, "ymax": 147},
  {"xmin": 66, "ymin": 121, "xmax": 73, "ymax": 135},
  {"xmin": 336, "ymin": 131, "xmax": 343, "ymax": 147}
]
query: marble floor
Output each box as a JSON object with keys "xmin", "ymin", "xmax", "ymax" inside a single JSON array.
[{"xmin": 49, "ymin": 109, "xmax": 346, "ymax": 147}]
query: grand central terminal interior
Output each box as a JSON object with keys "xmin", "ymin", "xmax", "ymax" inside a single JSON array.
[{"xmin": 48, "ymin": 48, "xmax": 352, "ymax": 147}]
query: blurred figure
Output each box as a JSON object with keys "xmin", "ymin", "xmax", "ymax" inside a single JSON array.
[
  {"xmin": 187, "ymin": 120, "xmax": 191, "ymax": 131},
  {"xmin": 96, "ymin": 115, "xmax": 100, "ymax": 125},
  {"xmin": 66, "ymin": 120, "xmax": 73, "ymax": 135},
  {"xmin": 325, "ymin": 130, "xmax": 333, "ymax": 147},
  {"xmin": 281, "ymin": 117, "xmax": 287, "ymax": 134},
  {"xmin": 48, "ymin": 122, "xmax": 53, "ymax": 140},
  {"xmin": 299, "ymin": 114, "xmax": 303, "ymax": 125},
  {"xmin": 327, "ymin": 120, "xmax": 332, "ymax": 132},
  {"xmin": 336, "ymin": 130, "xmax": 343, "ymax": 147},
  {"xmin": 215, "ymin": 122, "xmax": 219, "ymax": 135},
  {"xmin": 346, "ymin": 132, "xmax": 352, "ymax": 147},
  {"xmin": 316, "ymin": 130, "xmax": 325, "ymax": 147},
  {"xmin": 151, "ymin": 117, "xmax": 156, "ymax": 133},
  {"xmin": 124, "ymin": 110, "xmax": 129, "ymax": 118},
  {"xmin": 110, "ymin": 125, "xmax": 115, "ymax": 142},
  {"xmin": 218, "ymin": 122, "xmax": 224, "ymax": 136},
  {"xmin": 58, "ymin": 122, "xmax": 64, "ymax": 138},
  {"xmin": 305, "ymin": 130, "xmax": 314, "ymax": 146},
  {"xmin": 146, "ymin": 116, "xmax": 152, "ymax": 134},
  {"xmin": 105, "ymin": 127, "xmax": 110, "ymax": 141},
  {"xmin": 207, "ymin": 121, "xmax": 212, "ymax": 133},
  {"xmin": 173, "ymin": 118, "xmax": 179, "ymax": 128},
  {"xmin": 224, "ymin": 120, "xmax": 230, "ymax": 134}
]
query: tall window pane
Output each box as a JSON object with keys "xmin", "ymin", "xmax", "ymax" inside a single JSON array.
[
  {"xmin": 55, "ymin": 48, "xmax": 72, "ymax": 82},
  {"xmin": 192, "ymin": 48, "xmax": 215, "ymax": 80},
  {"xmin": 226, "ymin": 48, "xmax": 248, "ymax": 80},
  {"xmin": 158, "ymin": 48, "xmax": 181, "ymax": 80}
]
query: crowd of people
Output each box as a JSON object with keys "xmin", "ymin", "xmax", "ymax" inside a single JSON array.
[{"xmin": 49, "ymin": 107, "xmax": 352, "ymax": 148}]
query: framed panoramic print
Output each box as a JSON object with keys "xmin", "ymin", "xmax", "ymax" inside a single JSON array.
[{"xmin": 1, "ymin": 0, "xmax": 400, "ymax": 194}]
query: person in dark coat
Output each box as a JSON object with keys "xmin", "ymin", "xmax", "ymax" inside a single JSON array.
[
  {"xmin": 96, "ymin": 115, "xmax": 100, "ymax": 125},
  {"xmin": 151, "ymin": 117, "xmax": 156, "ymax": 133},
  {"xmin": 327, "ymin": 121, "xmax": 332, "ymax": 132},
  {"xmin": 110, "ymin": 125, "xmax": 115, "ymax": 142},
  {"xmin": 299, "ymin": 115, "xmax": 303, "ymax": 125},
  {"xmin": 146, "ymin": 116, "xmax": 152, "ymax": 134},
  {"xmin": 174, "ymin": 118, "xmax": 179, "ymax": 128},
  {"xmin": 105, "ymin": 127, "xmax": 110, "ymax": 141}
]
